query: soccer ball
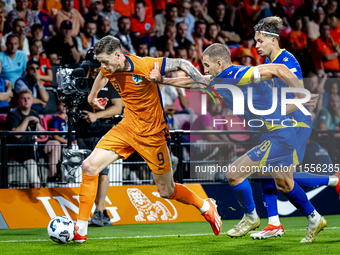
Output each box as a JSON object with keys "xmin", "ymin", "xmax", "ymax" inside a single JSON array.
[{"xmin": 47, "ymin": 216, "xmax": 75, "ymax": 244}]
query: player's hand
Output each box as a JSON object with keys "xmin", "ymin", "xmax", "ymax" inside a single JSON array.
[
  {"xmin": 149, "ymin": 69, "xmax": 164, "ymax": 84},
  {"xmin": 88, "ymin": 97, "xmax": 108, "ymax": 110},
  {"xmin": 83, "ymin": 110, "xmax": 98, "ymax": 123},
  {"xmin": 303, "ymin": 93, "xmax": 318, "ymax": 107}
]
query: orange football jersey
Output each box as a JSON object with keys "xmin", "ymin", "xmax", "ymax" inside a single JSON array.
[{"xmin": 101, "ymin": 54, "xmax": 168, "ymax": 136}]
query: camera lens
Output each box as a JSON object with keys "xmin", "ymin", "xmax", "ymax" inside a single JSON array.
[{"xmin": 78, "ymin": 80, "xmax": 85, "ymax": 90}]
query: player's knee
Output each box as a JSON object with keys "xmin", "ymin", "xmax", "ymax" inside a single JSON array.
[
  {"xmin": 81, "ymin": 159, "xmax": 96, "ymax": 175},
  {"xmin": 275, "ymin": 180, "xmax": 293, "ymax": 193},
  {"xmin": 157, "ymin": 185, "xmax": 174, "ymax": 199},
  {"xmin": 159, "ymin": 190, "xmax": 172, "ymax": 199},
  {"xmin": 227, "ymin": 172, "xmax": 242, "ymax": 186}
]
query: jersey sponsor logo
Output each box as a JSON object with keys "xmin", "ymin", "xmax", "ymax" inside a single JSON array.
[
  {"xmin": 290, "ymin": 68, "xmax": 297, "ymax": 73},
  {"xmin": 132, "ymin": 74, "xmax": 143, "ymax": 84},
  {"xmin": 145, "ymin": 23, "xmax": 151, "ymax": 31},
  {"xmin": 127, "ymin": 188, "xmax": 178, "ymax": 222}
]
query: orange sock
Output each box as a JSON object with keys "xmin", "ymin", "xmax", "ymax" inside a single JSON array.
[
  {"xmin": 170, "ymin": 183, "xmax": 204, "ymax": 209},
  {"xmin": 78, "ymin": 173, "xmax": 99, "ymax": 221}
]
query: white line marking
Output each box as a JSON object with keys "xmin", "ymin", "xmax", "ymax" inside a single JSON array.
[{"xmin": 0, "ymin": 227, "xmax": 339, "ymax": 243}]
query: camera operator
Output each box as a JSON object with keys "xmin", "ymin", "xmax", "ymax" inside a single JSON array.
[{"xmin": 76, "ymin": 47, "xmax": 122, "ymax": 227}]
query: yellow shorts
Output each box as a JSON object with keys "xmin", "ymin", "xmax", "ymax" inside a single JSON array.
[{"xmin": 96, "ymin": 122, "xmax": 172, "ymax": 174}]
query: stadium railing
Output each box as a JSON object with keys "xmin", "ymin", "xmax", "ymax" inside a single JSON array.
[{"xmin": 0, "ymin": 130, "xmax": 339, "ymax": 189}]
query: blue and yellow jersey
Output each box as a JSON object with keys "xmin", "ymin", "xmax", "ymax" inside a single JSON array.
[
  {"xmin": 208, "ymin": 65, "xmax": 290, "ymax": 132},
  {"xmin": 265, "ymin": 49, "xmax": 311, "ymax": 128}
]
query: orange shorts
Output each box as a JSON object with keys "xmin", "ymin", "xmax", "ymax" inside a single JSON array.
[{"xmin": 96, "ymin": 122, "xmax": 172, "ymax": 174}]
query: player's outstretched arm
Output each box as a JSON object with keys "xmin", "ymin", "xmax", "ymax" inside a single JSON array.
[
  {"xmin": 252, "ymin": 64, "xmax": 305, "ymax": 98},
  {"xmin": 88, "ymin": 71, "xmax": 109, "ymax": 109},
  {"xmin": 149, "ymin": 69, "xmax": 210, "ymax": 89},
  {"xmin": 164, "ymin": 58, "xmax": 208, "ymax": 88}
]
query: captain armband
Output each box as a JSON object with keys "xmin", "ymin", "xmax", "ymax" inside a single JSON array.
[{"xmin": 253, "ymin": 67, "xmax": 261, "ymax": 84}]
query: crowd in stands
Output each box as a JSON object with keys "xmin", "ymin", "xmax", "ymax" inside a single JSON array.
[{"xmin": 0, "ymin": 0, "xmax": 340, "ymax": 186}]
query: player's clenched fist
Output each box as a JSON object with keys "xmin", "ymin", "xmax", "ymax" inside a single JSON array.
[
  {"xmin": 88, "ymin": 97, "xmax": 109, "ymax": 110},
  {"xmin": 149, "ymin": 69, "xmax": 164, "ymax": 84}
]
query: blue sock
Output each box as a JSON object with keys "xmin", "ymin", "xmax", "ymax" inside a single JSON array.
[
  {"xmin": 294, "ymin": 172, "xmax": 329, "ymax": 188},
  {"xmin": 260, "ymin": 178, "xmax": 278, "ymax": 217},
  {"xmin": 283, "ymin": 181, "xmax": 315, "ymax": 216},
  {"xmin": 230, "ymin": 179, "xmax": 255, "ymax": 214}
]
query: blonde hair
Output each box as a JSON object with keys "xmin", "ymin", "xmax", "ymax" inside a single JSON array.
[{"xmin": 18, "ymin": 89, "xmax": 32, "ymax": 97}]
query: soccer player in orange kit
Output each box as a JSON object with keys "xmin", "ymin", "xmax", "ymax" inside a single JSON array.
[{"xmin": 73, "ymin": 35, "xmax": 221, "ymax": 243}]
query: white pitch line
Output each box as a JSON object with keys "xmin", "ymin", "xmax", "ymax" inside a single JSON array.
[{"xmin": 0, "ymin": 227, "xmax": 340, "ymax": 243}]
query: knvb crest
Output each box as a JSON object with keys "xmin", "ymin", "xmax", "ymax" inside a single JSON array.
[{"xmin": 132, "ymin": 74, "xmax": 143, "ymax": 84}]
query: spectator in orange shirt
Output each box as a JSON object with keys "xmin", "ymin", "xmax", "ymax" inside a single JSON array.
[
  {"xmin": 153, "ymin": 0, "xmax": 178, "ymax": 15},
  {"xmin": 234, "ymin": 33, "xmax": 261, "ymax": 65},
  {"xmin": 74, "ymin": 0, "xmax": 91, "ymax": 15},
  {"xmin": 288, "ymin": 16, "xmax": 307, "ymax": 50},
  {"xmin": 312, "ymin": 22, "xmax": 340, "ymax": 77},
  {"xmin": 288, "ymin": 16, "xmax": 310, "ymax": 74},
  {"xmin": 54, "ymin": 0, "xmax": 85, "ymax": 37},
  {"xmin": 43, "ymin": 0, "xmax": 62, "ymax": 18},
  {"xmin": 329, "ymin": 13, "xmax": 340, "ymax": 44},
  {"xmin": 114, "ymin": 0, "xmax": 152, "ymax": 18},
  {"xmin": 241, "ymin": 0, "xmax": 272, "ymax": 33},
  {"xmin": 232, "ymin": 48, "xmax": 254, "ymax": 66},
  {"xmin": 113, "ymin": 0, "xmax": 133, "ymax": 17},
  {"xmin": 29, "ymin": 39, "xmax": 52, "ymax": 86},
  {"xmin": 130, "ymin": 0, "xmax": 158, "ymax": 45},
  {"xmin": 192, "ymin": 19, "xmax": 212, "ymax": 57}
]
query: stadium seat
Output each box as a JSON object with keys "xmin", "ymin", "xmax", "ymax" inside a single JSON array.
[
  {"xmin": 44, "ymin": 87, "xmax": 59, "ymax": 114},
  {"xmin": 37, "ymin": 115, "xmax": 51, "ymax": 143},
  {"xmin": 224, "ymin": 115, "xmax": 250, "ymax": 142},
  {"xmin": 0, "ymin": 114, "xmax": 7, "ymax": 130},
  {"xmin": 43, "ymin": 114, "xmax": 55, "ymax": 126},
  {"xmin": 228, "ymin": 46, "xmax": 238, "ymax": 61},
  {"xmin": 224, "ymin": 116, "xmax": 250, "ymax": 153},
  {"xmin": 50, "ymin": 64, "xmax": 61, "ymax": 88}
]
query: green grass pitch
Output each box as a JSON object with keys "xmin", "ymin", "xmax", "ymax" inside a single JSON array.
[{"xmin": 0, "ymin": 215, "xmax": 339, "ymax": 255}]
